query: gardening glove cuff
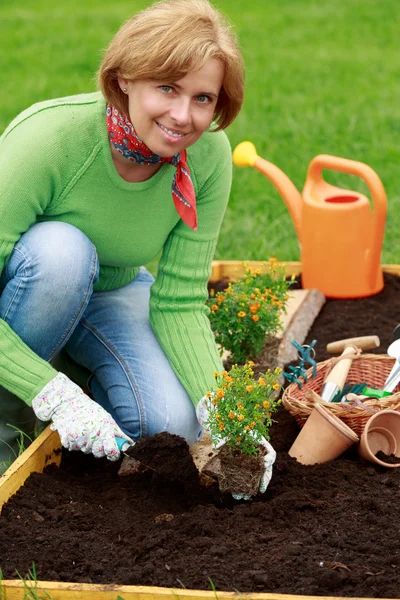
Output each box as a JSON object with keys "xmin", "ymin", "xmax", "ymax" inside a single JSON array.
[
  {"xmin": 196, "ymin": 395, "xmax": 224, "ymax": 449},
  {"xmin": 32, "ymin": 372, "xmax": 133, "ymax": 461}
]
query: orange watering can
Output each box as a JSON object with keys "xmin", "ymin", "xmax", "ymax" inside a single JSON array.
[{"xmin": 233, "ymin": 142, "xmax": 388, "ymax": 299}]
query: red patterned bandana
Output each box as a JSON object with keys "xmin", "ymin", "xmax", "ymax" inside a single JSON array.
[{"xmin": 106, "ymin": 104, "xmax": 197, "ymax": 231}]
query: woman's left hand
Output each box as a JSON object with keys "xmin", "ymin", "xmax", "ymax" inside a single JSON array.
[{"xmin": 196, "ymin": 397, "xmax": 277, "ymax": 500}]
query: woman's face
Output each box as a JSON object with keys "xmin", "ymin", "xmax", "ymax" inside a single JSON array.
[{"xmin": 118, "ymin": 58, "xmax": 224, "ymax": 157}]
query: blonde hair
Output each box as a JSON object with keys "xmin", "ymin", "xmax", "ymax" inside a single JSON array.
[{"xmin": 98, "ymin": 0, "xmax": 244, "ymax": 130}]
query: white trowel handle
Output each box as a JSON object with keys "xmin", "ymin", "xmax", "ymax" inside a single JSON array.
[
  {"xmin": 324, "ymin": 345, "xmax": 358, "ymax": 389},
  {"xmin": 321, "ymin": 345, "xmax": 358, "ymax": 402}
]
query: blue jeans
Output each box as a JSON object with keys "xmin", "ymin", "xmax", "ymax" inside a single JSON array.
[{"xmin": 0, "ymin": 222, "xmax": 201, "ymax": 470}]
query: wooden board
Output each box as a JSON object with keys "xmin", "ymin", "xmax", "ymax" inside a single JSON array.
[
  {"xmin": 1, "ymin": 580, "xmax": 388, "ymax": 600},
  {"xmin": 210, "ymin": 261, "xmax": 400, "ymax": 283},
  {"xmin": 0, "ymin": 426, "xmax": 61, "ymax": 514},
  {"xmin": 210, "ymin": 261, "xmax": 302, "ymax": 283},
  {"xmin": 1, "ymin": 260, "xmax": 400, "ymax": 600}
]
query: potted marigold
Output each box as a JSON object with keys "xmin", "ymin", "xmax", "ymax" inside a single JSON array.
[
  {"xmin": 207, "ymin": 260, "xmax": 293, "ymax": 365},
  {"xmin": 199, "ymin": 363, "xmax": 282, "ymax": 498}
]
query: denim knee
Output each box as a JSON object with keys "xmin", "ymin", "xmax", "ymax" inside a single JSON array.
[
  {"xmin": 0, "ymin": 222, "xmax": 99, "ymax": 360},
  {"xmin": 13, "ymin": 222, "xmax": 99, "ymax": 291}
]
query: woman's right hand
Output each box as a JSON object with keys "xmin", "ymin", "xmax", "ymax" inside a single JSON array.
[{"xmin": 32, "ymin": 373, "xmax": 133, "ymax": 460}]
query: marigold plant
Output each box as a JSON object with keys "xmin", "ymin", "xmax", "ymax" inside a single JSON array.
[
  {"xmin": 207, "ymin": 260, "xmax": 293, "ymax": 364},
  {"xmin": 203, "ymin": 363, "xmax": 282, "ymax": 455}
]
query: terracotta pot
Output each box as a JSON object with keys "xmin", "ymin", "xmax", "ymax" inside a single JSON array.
[
  {"xmin": 289, "ymin": 403, "xmax": 359, "ymax": 465},
  {"xmin": 359, "ymin": 410, "xmax": 400, "ymax": 467}
]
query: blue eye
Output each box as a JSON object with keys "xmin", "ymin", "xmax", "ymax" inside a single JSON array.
[
  {"xmin": 197, "ymin": 95, "xmax": 210, "ymax": 103},
  {"xmin": 160, "ymin": 85, "xmax": 173, "ymax": 93}
]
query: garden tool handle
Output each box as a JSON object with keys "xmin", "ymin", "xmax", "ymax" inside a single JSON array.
[
  {"xmin": 326, "ymin": 335, "xmax": 380, "ymax": 354},
  {"xmin": 321, "ymin": 345, "xmax": 359, "ymax": 402},
  {"xmin": 115, "ymin": 436, "xmax": 131, "ymax": 453}
]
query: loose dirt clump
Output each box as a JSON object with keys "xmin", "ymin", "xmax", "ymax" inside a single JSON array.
[{"xmin": 127, "ymin": 431, "xmax": 201, "ymax": 490}]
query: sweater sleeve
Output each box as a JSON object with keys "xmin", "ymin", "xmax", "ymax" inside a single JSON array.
[
  {"xmin": 149, "ymin": 131, "xmax": 232, "ymax": 406},
  {"xmin": 0, "ymin": 113, "xmax": 65, "ymax": 404}
]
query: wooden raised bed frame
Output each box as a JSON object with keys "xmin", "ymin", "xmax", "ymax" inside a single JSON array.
[{"xmin": 1, "ymin": 261, "xmax": 400, "ymax": 600}]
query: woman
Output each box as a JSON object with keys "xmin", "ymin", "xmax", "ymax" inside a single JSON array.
[{"xmin": 0, "ymin": 0, "xmax": 244, "ymax": 469}]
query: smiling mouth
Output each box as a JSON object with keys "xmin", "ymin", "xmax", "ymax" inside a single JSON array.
[{"xmin": 156, "ymin": 122, "xmax": 187, "ymax": 138}]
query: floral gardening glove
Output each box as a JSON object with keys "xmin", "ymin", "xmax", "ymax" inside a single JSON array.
[
  {"xmin": 196, "ymin": 396, "xmax": 277, "ymax": 500},
  {"xmin": 32, "ymin": 373, "xmax": 133, "ymax": 460}
]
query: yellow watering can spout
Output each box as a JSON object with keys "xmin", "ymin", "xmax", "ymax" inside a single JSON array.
[
  {"xmin": 232, "ymin": 141, "xmax": 260, "ymax": 168},
  {"xmin": 233, "ymin": 141, "xmax": 303, "ymax": 242}
]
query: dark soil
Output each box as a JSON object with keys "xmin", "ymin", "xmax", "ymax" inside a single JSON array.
[
  {"xmin": 127, "ymin": 432, "xmax": 200, "ymax": 488},
  {"xmin": 376, "ymin": 452, "xmax": 400, "ymax": 465},
  {"xmin": 1, "ymin": 273, "xmax": 400, "ymax": 597}
]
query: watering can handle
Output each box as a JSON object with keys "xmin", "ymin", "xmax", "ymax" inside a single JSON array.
[
  {"xmin": 307, "ymin": 154, "xmax": 387, "ymax": 214},
  {"xmin": 308, "ymin": 155, "xmax": 387, "ymax": 288}
]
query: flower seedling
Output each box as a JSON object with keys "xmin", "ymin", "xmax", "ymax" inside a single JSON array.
[
  {"xmin": 207, "ymin": 260, "xmax": 293, "ymax": 365},
  {"xmin": 203, "ymin": 362, "xmax": 282, "ymax": 456}
]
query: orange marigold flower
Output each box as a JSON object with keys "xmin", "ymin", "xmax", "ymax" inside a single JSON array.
[
  {"xmin": 213, "ymin": 371, "xmax": 219, "ymax": 378},
  {"xmin": 216, "ymin": 295, "xmax": 225, "ymax": 304},
  {"xmin": 250, "ymin": 293, "xmax": 256, "ymax": 300},
  {"xmin": 228, "ymin": 411, "xmax": 235, "ymax": 419},
  {"xmin": 219, "ymin": 422, "xmax": 225, "ymax": 431},
  {"xmin": 255, "ymin": 403, "xmax": 261, "ymax": 408},
  {"xmin": 249, "ymin": 304, "xmax": 258, "ymax": 314},
  {"xmin": 258, "ymin": 378, "xmax": 267, "ymax": 386},
  {"xmin": 205, "ymin": 391, "xmax": 212, "ymax": 398},
  {"xmin": 244, "ymin": 425, "xmax": 250, "ymax": 431},
  {"xmin": 237, "ymin": 311, "xmax": 246, "ymax": 318},
  {"xmin": 254, "ymin": 269, "xmax": 261, "ymax": 275},
  {"xmin": 273, "ymin": 383, "xmax": 280, "ymax": 391},
  {"xmin": 254, "ymin": 288, "xmax": 260, "ymax": 293},
  {"xmin": 247, "ymin": 361, "xmax": 255, "ymax": 367},
  {"xmin": 237, "ymin": 403, "xmax": 244, "ymax": 410},
  {"xmin": 216, "ymin": 388, "xmax": 225, "ymax": 399},
  {"xmin": 252, "ymin": 315, "xmax": 260, "ymax": 322},
  {"xmin": 222, "ymin": 371, "xmax": 229, "ymax": 377},
  {"xmin": 250, "ymin": 421, "xmax": 256, "ymax": 428},
  {"xmin": 237, "ymin": 435, "xmax": 242, "ymax": 442},
  {"xmin": 211, "ymin": 304, "xmax": 219, "ymax": 312},
  {"xmin": 238, "ymin": 414, "xmax": 245, "ymax": 421},
  {"xmin": 216, "ymin": 414, "xmax": 221, "ymax": 420},
  {"xmin": 263, "ymin": 401, "xmax": 270, "ymax": 409},
  {"xmin": 224, "ymin": 375, "xmax": 233, "ymax": 383},
  {"xmin": 246, "ymin": 385, "xmax": 253, "ymax": 393}
]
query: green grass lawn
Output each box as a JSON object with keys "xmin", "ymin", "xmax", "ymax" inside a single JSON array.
[{"xmin": 1, "ymin": 0, "xmax": 399, "ymax": 263}]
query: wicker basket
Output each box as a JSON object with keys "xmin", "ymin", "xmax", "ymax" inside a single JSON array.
[{"xmin": 282, "ymin": 354, "xmax": 400, "ymax": 436}]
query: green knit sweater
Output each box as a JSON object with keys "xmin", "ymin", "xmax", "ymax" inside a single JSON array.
[{"xmin": 0, "ymin": 92, "xmax": 232, "ymax": 406}]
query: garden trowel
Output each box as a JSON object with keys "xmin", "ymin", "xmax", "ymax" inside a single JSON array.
[
  {"xmin": 115, "ymin": 437, "xmax": 158, "ymax": 477},
  {"xmin": 321, "ymin": 335, "xmax": 380, "ymax": 402}
]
